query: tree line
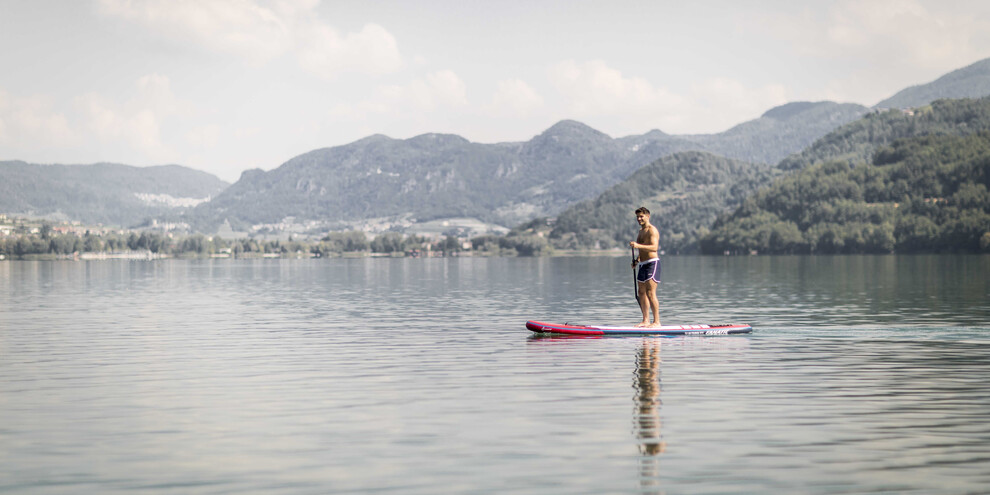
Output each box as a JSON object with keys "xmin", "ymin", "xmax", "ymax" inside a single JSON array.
[
  {"xmin": 543, "ymin": 151, "xmax": 776, "ymax": 253},
  {"xmin": 0, "ymin": 229, "xmax": 465, "ymax": 258},
  {"xmin": 536, "ymin": 97, "xmax": 990, "ymax": 254},
  {"xmin": 778, "ymin": 97, "xmax": 990, "ymax": 171},
  {"xmin": 700, "ymin": 132, "xmax": 990, "ymax": 254},
  {"xmin": 0, "ymin": 227, "xmax": 558, "ymax": 258}
]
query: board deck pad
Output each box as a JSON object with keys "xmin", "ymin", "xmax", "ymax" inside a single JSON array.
[{"xmin": 526, "ymin": 320, "xmax": 752, "ymax": 336}]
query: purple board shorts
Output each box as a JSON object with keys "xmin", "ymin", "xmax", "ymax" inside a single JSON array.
[{"xmin": 637, "ymin": 258, "xmax": 661, "ymax": 283}]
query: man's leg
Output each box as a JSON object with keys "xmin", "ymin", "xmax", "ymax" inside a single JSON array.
[
  {"xmin": 636, "ymin": 281, "xmax": 650, "ymax": 327},
  {"xmin": 646, "ymin": 280, "xmax": 660, "ymax": 327}
]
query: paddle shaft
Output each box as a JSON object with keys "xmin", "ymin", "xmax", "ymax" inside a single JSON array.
[{"xmin": 631, "ymin": 247, "xmax": 639, "ymax": 301}]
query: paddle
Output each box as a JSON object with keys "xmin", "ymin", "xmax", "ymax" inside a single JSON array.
[{"xmin": 631, "ymin": 246, "xmax": 639, "ymax": 302}]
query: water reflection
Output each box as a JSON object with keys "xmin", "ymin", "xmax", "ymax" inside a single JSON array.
[
  {"xmin": 633, "ymin": 338, "xmax": 665, "ymax": 493},
  {"xmin": 3, "ymin": 257, "xmax": 988, "ymax": 494}
]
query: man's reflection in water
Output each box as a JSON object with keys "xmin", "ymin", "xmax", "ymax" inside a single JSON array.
[{"xmin": 633, "ymin": 338, "xmax": 665, "ymax": 491}]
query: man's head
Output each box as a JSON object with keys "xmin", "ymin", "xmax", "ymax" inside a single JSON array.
[{"xmin": 635, "ymin": 206, "xmax": 650, "ymax": 226}]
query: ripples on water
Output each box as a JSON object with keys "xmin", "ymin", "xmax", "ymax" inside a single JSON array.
[{"xmin": 1, "ymin": 255, "xmax": 988, "ymax": 494}]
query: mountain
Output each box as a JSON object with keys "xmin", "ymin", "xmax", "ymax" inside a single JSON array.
[
  {"xmin": 700, "ymin": 132, "xmax": 990, "ymax": 254},
  {"xmin": 779, "ymin": 96, "xmax": 990, "ymax": 171},
  {"xmin": 12, "ymin": 59, "xmax": 988, "ymax": 236},
  {"xmin": 875, "ymin": 57, "xmax": 990, "ymax": 109},
  {"xmin": 702, "ymin": 97, "xmax": 990, "ymax": 254},
  {"xmin": 0, "ymin": 161, "xmax": 229, "ymax": 227},
  {"xmin": 192, "ymin": 103, "xmax": 868, "ymax": 233},
  {"xmin": 544, "ymin": 96, "xmax": 990, "ymax": 254},
  {"xmin": 683, "ymin": 101, "xmax": 869, "ymax": 165},
  {"xmin": 188, "ymin": 56, "xmax": 990, "ymax": 234},
  {"xmin": 197, "ymin": 122, "xmax": 643, "ymax": 231},
  {"xmin": 201, "ymin": 132, "xmax": 519, "ymax": 230},
  {"xmin": 546, "ymin": 152, "xmax": 777, "ymax": 253}
]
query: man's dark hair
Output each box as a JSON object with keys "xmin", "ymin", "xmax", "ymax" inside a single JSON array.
[{"xmin": 635, "ymin": 207, "xmax": 650, "ymax": 216}]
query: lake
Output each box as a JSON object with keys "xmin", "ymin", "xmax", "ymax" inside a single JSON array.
[{"xmin": 1, "ymin": 255, "xmax": 988, "ymax": 494}]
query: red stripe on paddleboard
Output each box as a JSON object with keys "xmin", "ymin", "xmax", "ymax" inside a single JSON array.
[{"xmin": 525, "ymin": 321, "xmax": 604, "ymax": 335}]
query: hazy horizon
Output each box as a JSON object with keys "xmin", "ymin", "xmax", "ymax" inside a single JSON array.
[{"xmin": 2, "ymin": 0, "xmax": 990, "ymax": 181}]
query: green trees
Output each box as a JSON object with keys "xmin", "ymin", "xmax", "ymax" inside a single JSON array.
[
  {"xmin": 0, "ymin": 229, "xmax": 551, "ymax": 259},
  {"xmin": 178, "ymin": 234, "xmax": 209, "ymax": 254},
  {"xmin": 778, "ymin": 98, "xmax": 990, "ymax": 172},
  {"xmin": 464, "ymin": 233, "xmax": 550, "ymax": 256},
  {"xmin": 438, "ymin": 235, "xmax": 461, "ymax": 255},
  {"xmin": 546, "ymin": 152, "xmax": 776, "ymax": 253},
  {"xmin": 500, "ymin": 234, "xmax": 551, "ymax": 256},
  {"xmin": 316, "ymin": 231, "xmax": 370, "ymax": 255},
  {"xmin": 538, "ymin": 97, "xmax": 990, "ymax": 254},
  {"xmin": 701, "ymin": 132, "xmax": 990, "ymax": 253}
]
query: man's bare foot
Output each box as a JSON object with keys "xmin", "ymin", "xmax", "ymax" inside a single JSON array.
[
  {"xmin": 648, "ymin": 321, "xmax": 662, "ymax": 328},
  {"xmin": 635, "ymin": 321, "xmax": 650, "ymax": 328}
]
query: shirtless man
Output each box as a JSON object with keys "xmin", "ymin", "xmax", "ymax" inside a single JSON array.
[{"xmin": 629, "ymin": 207, "xmax": 661, "ymax": 328}]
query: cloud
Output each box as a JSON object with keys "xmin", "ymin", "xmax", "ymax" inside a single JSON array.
[
  {"xmin": 97, "ymin": 0, "xmax": 403, "ymax": 78},
  {"xmin": 822, "ymin": 0, "xmax": 989, "ymax": 68},
  {"xmin": 549, "ymin": 60, "xmax": 685, "ymax": 118},
  {"xmin": 0, "ymin": 75, "xmax": 188, "ymax": 164},
  {"xmin": 333, "ymin": 69, "xmax": 468, "ymax": 118},
  {"xmin": 547, "ymin": 60, "xmax": 787, "ymax": 134},
  {"xmin": 424, "ymin": 70, "xmax": 468, "ymax": 108},
  {"xmin": 762, "ymin": 0, "xmax": 990, "ymax": 104},
  {"xmin": 76, "ymin": 73, "xmax": 185, "ymax": 159},
  {"xmin": 96, "ymin": 0, "xmax": 293, "ymax": 63},
  {"xmin": 488, "ymin": 79, "xmax": 544, "ymax": 117},
  {"xmin": 689, "ymin": 77, "xmax": 788, "ymax": 125},
  {"xmin": 186, "ymin": 124, "xmax": 222, "ymax": 149},
  {"xmin": 319, "ymin": 69, "xmax": 474, "ymax": 142},
  {"xmin": 0, "ymin": 89, "xmax": 78, "ymax": 150},
  {"xmin": 682, "ymin": 0, "xmax": 990, "ymax": 114},
  {"xmin": 297, "ymin": 23, "xmax": 402, "ymax": 78},
  {"xmin": 0, "ymin": 90, "xmax": 8, "ymax": 143},
  {"xmin": 75, "ymin": 95, "xmax": 167, "ymax": 159}
]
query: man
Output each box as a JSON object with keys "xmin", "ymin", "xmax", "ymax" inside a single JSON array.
[{"xmin": 630, "ymin": 207, "xmax": 661, "ymax": 328}]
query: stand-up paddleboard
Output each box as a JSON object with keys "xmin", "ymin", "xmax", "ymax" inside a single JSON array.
[{"xmin": 526, "ymin": 320, "xmax": 752, "ymax": 336}]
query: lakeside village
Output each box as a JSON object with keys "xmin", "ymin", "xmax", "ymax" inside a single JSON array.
[{"xmin": 0, "ymin": 214, "xmax": 561, "ymax": 261}]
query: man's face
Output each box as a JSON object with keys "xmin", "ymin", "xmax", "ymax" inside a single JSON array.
[{"xmin": 636, "ymin": 212, "xmax": 648, "ymax": 226}]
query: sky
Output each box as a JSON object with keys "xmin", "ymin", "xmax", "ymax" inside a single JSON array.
[{"xmin": 2, "ymin": 0, "xmax": 990, "ymax": 182}]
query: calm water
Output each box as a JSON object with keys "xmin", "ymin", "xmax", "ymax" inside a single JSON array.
[{"xmin": 1, "ymin": 255, "xmax": 988, "ymax": 494}]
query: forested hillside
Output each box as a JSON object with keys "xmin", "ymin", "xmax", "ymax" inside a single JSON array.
[
  {"xmin": 0, "ymin": 162, "xmax": 229, "ymax": 227},
  {"xmin": 875, "ymin": 57, "xmax": 990, "ymax": 109},
  {"xmin": 700, "ymin": 133, "xmax": 990, "ymax": 254},
  {"xmin": 778, "ymin": 97, "xmax": 990, "ymax": 171},
  {"xmin": 685, "ymin": 101, "xmax": 867, "ymax": 165},
  {"xmin": 547, "ymin": 97, "xmax": 990, "ymax": 254},
  {"xmin": 546, "ymin": 152, "xmax": 776, "ymax": 253}
]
